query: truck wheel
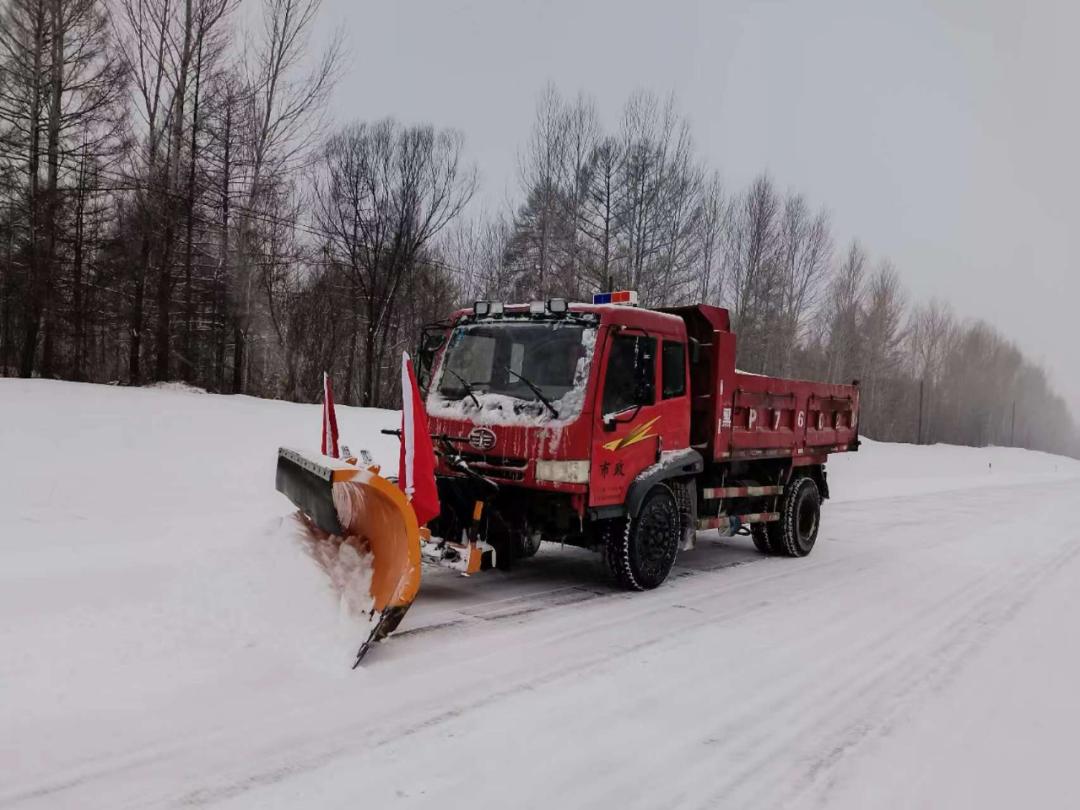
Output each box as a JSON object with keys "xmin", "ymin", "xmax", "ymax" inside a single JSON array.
[
  {"xmin": 487, "ymin": 513, "xmax": 539, "ymax": 570},
  {"xmin": 751, "ymin": 524, "xmax": 778, "ymax": 555},
  {"xmin": 519, "ymin": 530, "xmax": 543, "ymax": 558},
  {"xmin": 604, "ymin": 484, "xmax": 681, "ymax": 590},
  {"xmin": 775, "ymin": 476, "xmax": 821, "ymax": 557}
]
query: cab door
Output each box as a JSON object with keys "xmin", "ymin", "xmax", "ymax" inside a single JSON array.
[
  {"xmin": 590, "ymin": 329, "xmax": 662, "ymax": 508},
  {"xmin": 657, "ymin": 337, "xmax": 691, "ymax": 453}
]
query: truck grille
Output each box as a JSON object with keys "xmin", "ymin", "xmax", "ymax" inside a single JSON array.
[{"xmin": 458, "ymin": 453, "xmax": 528, "ymax": 482}]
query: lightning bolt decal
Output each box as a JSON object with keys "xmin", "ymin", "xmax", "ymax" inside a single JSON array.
[{"xmin": 602, "ymin": 415, "xmax": 662, "ymax": 451}]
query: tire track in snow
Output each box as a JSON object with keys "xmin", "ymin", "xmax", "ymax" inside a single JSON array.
[
  {"xmin": 685, "ymin": 526, "xmax": 1080, "ymax": 808},
  {"xmin": 172, "ymin": 487, "xmax": 1077, "ymax": 809},
  {"xmin": 5, "ymin": 479, "xmax": 1079, "ymax": 810},
  {"xmin": 498, "ymin": 526, "xmax": 1060, "ymax": 808}
]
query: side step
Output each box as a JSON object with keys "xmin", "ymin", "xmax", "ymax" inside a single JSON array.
[{"xmin": 701, "ymin": 485, "xmax": 783, "ymax": 500}]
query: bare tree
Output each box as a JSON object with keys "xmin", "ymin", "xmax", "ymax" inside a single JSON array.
[
  {"xmin": 695, "ymin": 171, "xmax": 725, "ymax": 303},
  {"xmin": 656, "ymin": 122, "xmax": 703, "ymax": 306},
  {"xmin": 229, "ymin": 0, "xmax": 340, "ymax": 392},
  {"xmin": 907, "ymin": 298, "xmax": 956, "ymax": 442},
  {"xmin": 506, "ymin": 89, "xmax": 704, "ymax": 306},
  {"xmin": 312, "ymin": 119, "xmax": 476, "ymax": 406},
  {"xmin": 769, "ymin": 193, "xmax": 832, "ymax": 375},
  {"xmin": 0, "ymin": 0, "xmax": 125, "ymax": 377},
  {"xmin": 578, "ymin": 135, "xmax": 624, "ymax": 292},
  {"xmin": 724, "ymin": 173, "xmax": 781, "ymax": 370},
  {"xmin": 115, "ymin": 0, "xmax": 172, "ymax": 383},
  {"xmin": 858, "ymin": 261, "xmax": 906, "ymax": 436},
  {"xmin": 823, "ymin": 240, "xmax": 866, "ymax": 384},
  {"xmin": 506, "ymin": 84, "xmax": 569, "ymax": 297},
  {"xmin": 169, "ymin": 0, "xmax": 235, "ymax": 382},
  {"xmin": 441, "ymin": 214, "xmax": 513, "ymax": 304},
  {"xmin": 617, "ymin": 90, "xmax": 673, "ymax": 296},
  {"xmin": 558, "ymin": 91, "xmax": 598, "ymax": 296}
]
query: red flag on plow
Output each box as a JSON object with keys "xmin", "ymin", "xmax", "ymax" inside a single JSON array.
[
  {"xmin": 398, "ymin": 352, "xmax": 440, "ymax": 526},
  {"xmin": 321, "ymin": 372, "xmax": 339, "ymax": 458}
]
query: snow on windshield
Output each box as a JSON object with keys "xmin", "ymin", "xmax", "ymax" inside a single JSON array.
[{"xmin": 427, "ymin": 321, "xmax": 597, "ymax": 427}]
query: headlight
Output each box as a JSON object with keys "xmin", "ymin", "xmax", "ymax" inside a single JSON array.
[{"xmin": 535, "ymin": 459, "xmax": 590, "ymax": 484}]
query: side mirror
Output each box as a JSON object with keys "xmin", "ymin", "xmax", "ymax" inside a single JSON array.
[
  {"xmin": 689, "ymin": 339, "xmax": 701, "ymax": 364},
  {"xmin": 603, "ymin": 401, "xmax": 645, "ymax": 431}
]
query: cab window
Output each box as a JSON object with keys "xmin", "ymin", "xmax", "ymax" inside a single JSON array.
[
  {"xmin": 661, "ymin": 341, "xmax": 686, "ymax": 399},
  {"xmin": 602, "ymin": 334, "xmax": 656, "ymax": 414}
]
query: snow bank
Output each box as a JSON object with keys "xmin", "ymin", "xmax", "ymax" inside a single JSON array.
[
  {"xmin": 145, "ymin": 380, "xmax": 210, "ymax": 395},
  {"xmin": 828, "ymin": 437, "xmax": 1080, "ymax": 502},
  {"xmin": 1, "ymin": 378, "xmax": 400, "ymax": 523},
  {"xmin": 0, "ymin": 379, "xmax": 402, "ymax": 780}
]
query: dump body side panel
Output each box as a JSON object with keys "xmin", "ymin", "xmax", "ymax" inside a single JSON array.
[
  {"xmin": 662, "ymin": 305, "xmax": 861, "ymax": 465},
  {"xmin": 721, "ymin": 372, "xmax": 860, "ymax": 462}
]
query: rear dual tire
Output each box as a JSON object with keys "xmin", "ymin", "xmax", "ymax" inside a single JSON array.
[
  {"xmin": 754, "ymin": 475, "xmax": 821, "ymax": 557},
  {"xmin": 751, "ymin": 523, "xmax": 778, "ymax": 555}
]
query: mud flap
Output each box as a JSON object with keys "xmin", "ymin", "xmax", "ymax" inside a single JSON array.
[{"xmin": 276, "ymin": 448, "xmax": 421, "ymax": 665}]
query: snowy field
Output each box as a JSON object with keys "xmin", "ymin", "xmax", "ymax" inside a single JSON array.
[{"xmin": 3, "ymin": 378, "xmax": 1080, "ymax": 809}]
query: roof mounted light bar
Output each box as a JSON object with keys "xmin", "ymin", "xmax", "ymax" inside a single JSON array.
[
  {"xmin": 592, "ymin": 290, "xmax": 638, "ymax": 306},
  {"xmin": 473, "ymin": 301, "xmax": 504, "ymax": 317},
  {"xmin": 472, "ymin": 300, "xmax": 575, "ymax": 319}
]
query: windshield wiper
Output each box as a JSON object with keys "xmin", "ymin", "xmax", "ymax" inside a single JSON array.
[
  {"xmin": 502, "ymin": 366, "xmax": 559, "ymax": 419},
  {"xmin": 443, "ymin": 367, "xmax": 481, "ymax": 408}
]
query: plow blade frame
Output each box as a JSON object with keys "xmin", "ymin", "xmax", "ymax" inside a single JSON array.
[{"xmin": 276, "ymin": 448, "xmax": 347, "ymax": 536}]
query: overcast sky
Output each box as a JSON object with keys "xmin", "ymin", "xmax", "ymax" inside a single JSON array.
[{"xmin": 317, "ymin": 0, "xmax": 1078, "ymax": 415}]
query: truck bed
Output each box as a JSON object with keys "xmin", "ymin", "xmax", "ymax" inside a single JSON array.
[
  {"xmin": 718, "ymin": 370, "xmax": 860, "ymax": 463},
  {"xmin": 671, "ymin": 304, "xmax": 860, "ymax": 465}
]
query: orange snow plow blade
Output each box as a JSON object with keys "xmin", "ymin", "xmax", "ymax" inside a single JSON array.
[{"xmin": 275, "ymin": 448, "xmax": 421, "ymax": 665}]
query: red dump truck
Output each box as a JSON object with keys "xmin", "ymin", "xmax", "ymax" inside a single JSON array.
[{"xmin": 420, "ymin": 293, "xmax": 861, "ymax": 590}]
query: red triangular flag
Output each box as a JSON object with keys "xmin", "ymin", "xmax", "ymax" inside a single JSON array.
[
  {"xmin": 321, "ymin": 372, "xmax": 339, "ymax": 458},
  {"xmin": 399, "ymin": 352, "xmax": 440, "ymax": 526}
]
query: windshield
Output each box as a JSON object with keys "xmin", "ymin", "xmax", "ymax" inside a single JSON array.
[{"xmin": 429, "ymin": 321, "xmax": 596, "ymax": 423}]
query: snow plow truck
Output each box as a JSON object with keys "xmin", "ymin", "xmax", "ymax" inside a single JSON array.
[{"xmin": 276, "ymin": 293, "xmax": 860, "ymax": 661}]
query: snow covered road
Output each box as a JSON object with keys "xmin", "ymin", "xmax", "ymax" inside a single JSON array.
[{"xmin": 3, "ymin": 380, "xmax": 1080, "ymax": 809}]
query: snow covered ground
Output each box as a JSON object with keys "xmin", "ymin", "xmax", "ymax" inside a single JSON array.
[{"xmin": 3, "ymin": 378, "xmax": 1080, "ymax": 809}]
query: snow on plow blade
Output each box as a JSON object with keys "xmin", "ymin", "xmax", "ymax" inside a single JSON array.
[{"xmin": 276, "ymin": 447, "xmax": 421, "ymax": 665}]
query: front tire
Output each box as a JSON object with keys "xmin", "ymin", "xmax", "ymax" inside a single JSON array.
[
  {"xmin": 774, "ymin": 476, "xmax": 821, "ymax": 557},
  {"xmin": 604, "ymin": 484, "xmax": 681, "ymax": 590},
  {"xmin": 490, "ymin": 521, "xmax": 542, "ymax": 571}
]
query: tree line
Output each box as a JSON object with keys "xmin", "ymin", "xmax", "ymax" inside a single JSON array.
[
  {"xmin": 446, "ymin": 87, "xmax": 1078, "ymax": 458},
  {"xmin": 0, "ymin": 0, "xmax": 1075, "ymax": 458}
]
